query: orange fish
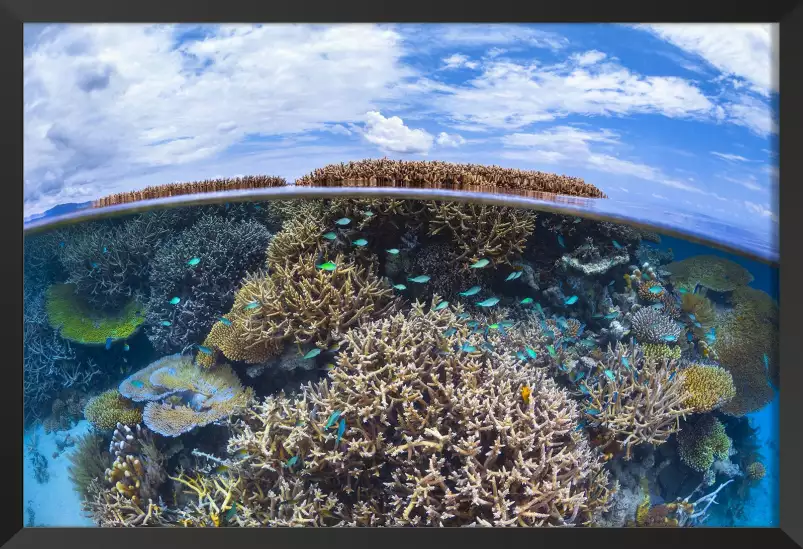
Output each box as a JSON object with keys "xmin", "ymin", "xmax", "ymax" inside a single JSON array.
[{"xmin": 521, "ymin": 386, "xmax": 531, "ymax": 404}]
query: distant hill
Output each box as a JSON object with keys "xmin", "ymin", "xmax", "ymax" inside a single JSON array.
[{"xmin": 24, "ymin": 201, "xmax": 92, "ymax": 223}]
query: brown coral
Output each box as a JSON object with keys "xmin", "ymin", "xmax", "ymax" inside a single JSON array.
[
  {"xmin": 638, "ymin": 281, "xmax": 665, "ymax": 302},
  {"xmin": 665, "ymin": 255, "xmax": 753, "ymax": 292},
  {"xmin": 680, "ymin": 291, "xmax": 717, "ymax": 340},
  {"xmin": 680, "ymin": 364, "xmax": 736, "ymax": 413},
  {"xmin": 746, "ymin": 461, "xmax": 766, "ymax": 481},
  {"xmin": 84, "ymin": 389, "xmax": 143, "ymax": 431},
  {"xmin": 225, "ymin": 302, "xmax": 612, "ymax": 526}
]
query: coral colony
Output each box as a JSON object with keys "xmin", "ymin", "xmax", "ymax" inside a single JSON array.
[{"xmin": 22, "ymin": 160, "xmax": 777, "ymax": 527}]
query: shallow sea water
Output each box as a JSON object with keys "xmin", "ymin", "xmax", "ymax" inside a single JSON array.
[{"xmin": 23, "ymin": 196, "xmax": 779, "ymax": 527}]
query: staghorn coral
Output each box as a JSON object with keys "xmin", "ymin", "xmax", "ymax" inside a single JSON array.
[
  {"xmin": 265, "ymin": 202, "xmax": 328, "ymax": 266},
  {"xmin": 581, "ymin": 343, "xmax": 692, "ymax": 459},
  {"xmin": 93, "ymin": 175, "xmax": 287, "ymax": 208},
  {"xmin": 426, "ymin": 201, "xmax": 537, "ymax": 265},
  {"xmin": 677, "ymin": 415, "xmax": 732, "ymax": 475},
  {"xmin": 680, "ymin": 364, "xmax": 736, "ymax": 413},
  {"xmin": 631, "ymin": 307, "xmax": 682, "ymax": 345},
  {"xmin": 226, "ymin": 302, "xmax": 612, "ymax": 526},
  {"xmin": 146, "ymin": 214, "xmax": 271, "ymax": 353},
  {"xmin": 83, "ymin": 478, "xmax": 171, "ymax": 527},
  {"xmin": 665, "ymin": 255, "xmax": 753, "ymax": 292},
  {"xmin": 295, "ymin": 158, "xmax": 607, "ymax": 198},
  {"xmin": 67, "ymin": 432, "xmax": 111, "ymax": 499},
  {"xmin": 84, "ymin": 389, "xmax": 143, "ymax": 431},
  {"xmin": 402, "ymin": 242, "xmax": 493, "ymax": 302},
  {"xmin": 45, "ymin": 283, "xmax": 145, "ymax": 346}
]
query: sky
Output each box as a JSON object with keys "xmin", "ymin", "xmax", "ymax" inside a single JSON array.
[{"xmin": 23, "ymin": 23, "xmax": 778, "ymax": 241}]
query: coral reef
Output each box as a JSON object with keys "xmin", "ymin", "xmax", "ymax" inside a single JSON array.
[
  {"xmin": 84, "ymin": 389, "xmax": 143, "ymax": 431},
  {"xmin": 401, "ymin": 242, "xmax": 493, "ymax": 302},
  {"xmin": 43, "ymin": 392, "xmax": 88, "ymax": 433},
  {"xmin": 146, "ymin": 215, "xmax": 271, "ymax": 353},
  {"xmin": 45, "ymin": 283, "xmax": 145, "ymax": 346},
  {"xmin": 225, "ymin": 303, "xmax": 612, "ymax": 526},
  {"xmin": 295, "ymin": 158, "xmax": 607, "ymax": 198},
  {"xmin": 680, "ymin": 364, "xmax": 736, "ymax": 413},
  {"xmin": 105, "ymin": 424, "xmax": 166, "ymax": 505},
  {"xmin": 638, "ymin": 280, "xmax": 665, "ymax": 302},
  {"xmin": 641, "ymin": 343, "xmax": 682, "ymax": 361},
  {"xmin": 559, "ymin": 239, "xmax": 630, "ymax": 276},
  {"xmin": 265, "ymin": 203, "xmax": 328, "ymax": 266},
  {"xmin": 630, "ymin": 307, "xmax": 683, "ymax": 345},
  {"xmin": 67, "ymin": 432, "xmax": 111, "ymax": 498},
  {"xmin": 680, "ymin": 291, "xmax": 717, "ymax": 340},
  {"xmin": 677, "ymin": 415, "xmax": 732, "ymax": 476},
  {"xmin": 93, "ymin": 175, "xmax": 287, "ymax": 208},
  {"xmin": 746, "ymin": 461, "xmax": 765, "ymax": 481},
  {"xmin": 665, "ymin": 255, "xmax": 753, "ymax": 292}
]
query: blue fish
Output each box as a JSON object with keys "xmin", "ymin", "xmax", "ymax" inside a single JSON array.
[
  {"xmin": 575, "ymin": 421, "xmax": 587, "ymax": 432},
  {"xmin": 161, "ymin": 321, "xmax": 172, "ymax": 327},
  {"xmin": 694, "ymin": 321, "xmax": 702, "ymax": 328},
  {"xmin": 243, "ymin": 301, "xmax": 261, "ymax": 311},
  {"xmin": 103, "ymin": 247, "xmax": 108, "ymax": 253},
  {"xmin": 516, "ymin": 351, "xmax": 527, "ymax": 361},
  {"xmin": 433, "ymin": 301, "xmax": 449, "ymax": 311},
  {"xmin": 91, "ymin": 262, "xmax": 98, "ymax": 268},
  {"xmin": 661, "ymin": 335, "xmax": 677, "ymax": 342},
  {"xmin": 188, "ymin": 257, "xmax": 201, "ymax": 267},
  {"xmin": 462, "ymin": 343, "xmax": 477, "ymax": 353},
  {"xmin": 197, "ymin": 345, "xmax": 213, "ymax": 355},
  {"xmin": 322, "ymin": 232, "xmax": 337, "ymax": 241},
  {"xmin": 443, "ymin": 327, "xmax": 457, "ymax": 337},
  {"xmin": 547, "ymin": 345, "xmax": 556, "ymax": 357},
  {"xmin": 476, "ymin": 297, "xmax": 500, "ymax": 308},
  {"xmin": 621, "ymin": 357, "xmax": 631, "ymax": 369},
  {"xmin": 687, "ymin": 332, "xmax": 694, "ymax": 342},
  {"xmin": 608, "ymin": 280, "xmax": 616, "ymax": 286},
  {"xmin": 335, "ymin": 218, "xmax": 351, "ymax": 226},
  {"xmin": 604, "ymin": 312, "xmax": 619, "ymax": 320},
  {"xmin": 520, "ymin": 297, "xmax": 534, "ymax": 305},
  {"xmin": 169, "ymin": 297, "xmax": 181, "ymax": 305},
  {"xmin": 220, "ymin": 317, "xmax": 232, "ymax": 326},
  {"xmin": 688, "ymin": 314, "xmax": 697, "ymax": 321},
  {"xmin": 130, "ymin": 380, "xmax": 145, "ymax": 389},
  {"xmin": 324, "ymin": 411, "xmax": 342, "ymax": 430},
  {"xmin": 408, "ymin": 275, "xmax": 431, "ymax": 284},
  {"xmin": 564, "ymin": 295, "xmax": 578, "ymax": 306},
  {"xmin": 612, "ymin": 240, "xmax": 622, "ymax": 249},
  {"xmin": 586, "ymin": 407, "xmax": 601, "ymax": 416},
  {"xmin": 285, "ymin": 455, "xmax": 299, "ymax": 468},
  {"xmin": 525, "ymin": 348, "xmax": 537, "ymax": 359},
  {"xmin": 505, "ymin": 271, "xmax": 523, "ymax": 282},
  {"xmin": 642, "ymin": 273, "xmax": 651, "ymax": 281},
  {"xmin": 386, "ymin": 248, "xmax": 400, "ymax": 255},
  {"xmin": 352, "ymin": 238, "xmax": 368, "ymax": 247},
  {"xmin": 580, "ymin": 385, "xmax": 590, "ymax": 396},
  {"xmin": 303, "ymin": 348, "xmax": 322, "ymax": 359},
  {"xmin": 612, "ymin": 391, "xmax": 619, "ymax": 402},
  {"xmin": 648, "ymin": 286, "xmax": 663, "ymax": 294},
  {"xmin": 669, "ymin": 372, "xmax": 676, "ymax": 381},
  {"xmin": 59, "ymin": 241, "xmax": 65, "ymax": 248},
  {"xmin": 557, "ymin": 235, "xmax": 565, "ymax": 248},
  {"xmin": 571, "ymin": 370, "xmax": 586, "ymax": 383},
  {"xmin": 457, "ymin": 312, "xmax": 471, "ymax": 320},
  {"xmin": 678, "ymin": 288, "xmax": 688, "ymax": 294},
  {"xmin": 335, "ymin": 419, "xmax": 346, "ymax": 446},
  {"xmin": 604, "ymin": 369, "xmax": 615, "ymax": 381},
  {"xmin": 105, "ymin": 337, "xmax": 113, "ymax": 350},
  {"xmin": 123, "ymin": 343, "xmax": 130, "ymax": 352}
]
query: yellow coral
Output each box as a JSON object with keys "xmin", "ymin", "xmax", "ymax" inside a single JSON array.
[
  {"xmin": 746, "ymin": 461, "xmax": 766, "ymax": 481},
  {"xmin": 680, "ymin": 364, "xmax": 736, "ymax": 413},
  {"xmin": 638, "ymin": 281, "xmax": 665, "ymax": 302},
  {"xmin": 641, "ymin": 343, "xmax": 682, "ymax": 361},
  {"xmin": 265, "ymin": 205, "xmax": 326, "ymax": 266},
  {"xmin": 680, "ymin": 292, "xmax": 717, "ymax": 340},
  {"xmin": 665, "ymin": 255, "xmax": 753, "ymax": 292},
  {"xmin": 84, "ymin": 389, "xmax": 142, "ymax": 430},
  {"xmin": 200, "ymin": 296, "xmax": 282, "ymax": 366}
]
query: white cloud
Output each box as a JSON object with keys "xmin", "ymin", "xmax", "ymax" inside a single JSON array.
[
  {"xmin": 637, "ymin": 24, "xmax": 777, "ymax": 95},
  {"xmin": 361, "ymin": 111, "xmax": 433, "ymax": 154},
  {"xmin": 501, "ymin": 125, "xmax": 704, "ymax": 193},
  {"xmin": 325, "ymin": 124, "xmax": 353, "ymax": 136},
  {"xmin": 652, "ymin": 193, "xmax": 667, "ymax": 200},
  {"xmin": 435, "ymin": 132, "xmax": 466, "ymax": 147},
  {"xmin": 24, "ymin": 24, "xmax": 412, "ymax": 212},
  {"xmin": 744, "ymin": 200, "xmax": 778, "ymax": 222},
  {"xmin": 711, "ymin": 151, "xmax": 751, "ymax": 162},
  {"xmin": 433, "ymin": 24, "xmax": 568, "ymax": 50},
  {"xmin": 571, "ymin": 50, "xmax": 606, "ymax": 66},
  {"xmin": 442, "ymin": 54, "xmax": 478, "ymax": 70},
  {"xmin": 721, "ymin": 175, "xmax": 764, "ymax": 192},
  {"xmin": 722, "ymin": 93, "xmax": 777, "ymax": 136}
]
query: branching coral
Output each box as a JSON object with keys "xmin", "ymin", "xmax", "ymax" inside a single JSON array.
[
  {"xmin": 45, "ymin": 283, "xmax": 145, "ymax": 346},
  {"xmin": 105, "ymin": 424, "xmax": 166, "ymax": 505},
  {"xmin": 426, "ymin": 201, "xmax": 537, "ymax": 265},
  {"xmin": 677, "ymin": 415, "xmax": 732, "ymax": 475},
  {"xmin": 226, "ymin": 302, "xmax": 612, "ymax": 526},
  {"xmin": 146, "ymin": 214, "xmax": 271, "ymax": 353},
  {"xmin": 401, "ymin": 242, "xmax": 493, "ymax": 302},
  {"xmin": 580, "ymin": 343, "xmax": 692, "ymax": 459},
  {"xmin": 630, "ymin": 307, "xmax": 682, "ymax": 345},
  {"xmin": 265, "ymin": 202, "xmax": 328, "ymax": 266},
  {"xmin": 680, "ymin": 364, "xmax": 736, "ymax": 413},
  {"xmin": 680, "ymin": 292, "xmax": 717, "ymax": 340},
  {"xmin": 84, "ymin": 389, "xmax": 143, "ymax": 431},
  {"xmin": 640, "ymin": 343, "xmax": 681, "ymax": 361},
  {"xmin": 295, "ymin": 158, "xmax": 607, "ymax": 198},
  {"xmin": 665, "ymin": 255, "xmax": 753, "ymax": 292},
  {"xmin": 67, "ymin": 432, "xmax": 112, "ymax": 498}
]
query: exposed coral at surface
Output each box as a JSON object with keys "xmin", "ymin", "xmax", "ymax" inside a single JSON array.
[
  {"xmin": 93, "ymin": 175, "xmax": 287, "ymax": 208},
  {"xmin": 146, "ymin": 215, "xmax": 271, "ymax": 353},
  {"xmin": 665, "ymin": 255, "xmax": 753, "ymax": 292},
  {"xmin": 426, "ymin": 201, "xmax": 537, "ymax": 265},
  {"xmin": 224, "ymin": 303, "xmax": 612, "ymax": 526},
  {"xmin": 295, "ymin": 158, "xmax": 607, "ymax": 198},
  {"xmin": 581, "ymin": 343, "xmax": 692, "ymax": 459},
  {"xmin": 45, "ymin": 283, "xmax": 145, "ymax": 345},
  {"xmin": 84, "ymin": 389, "xmax": 143, "ymax": 431},
  {"xmin": 630, "ymin": 307, "xmax": 682, "ymax": 345},
  {"xmin": 55, "ymin": 213, "xmax": 174, "ymax": 309},
  {"xmin": 67, "ymin": 432, "xmax": 111, "ymax": 498},
  {"xmin": 677, "ymin": 415, "xmax": 732, "ymax": 475},
  {"xmin": 680, "ymin": 364, "xmax": 736, "ymax": 413}
]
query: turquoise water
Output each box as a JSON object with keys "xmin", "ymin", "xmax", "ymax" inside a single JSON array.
[{"xmin": 23, "ymin": 198, "xmax": 779, "ymax": 527}]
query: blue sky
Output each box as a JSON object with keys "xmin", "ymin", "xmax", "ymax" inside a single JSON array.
[{"xmin": 23, "ymin": 23, "xmax": 778, "ymax": 238}]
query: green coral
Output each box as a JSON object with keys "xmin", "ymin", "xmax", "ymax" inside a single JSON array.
[
  {"xmin": 45, "ymin": 284, "xmax": 145, "ymax": 346},
  {"xmin": 677, "ymin": 415, "xmax": 731, "ymax": 473},
  {"xmin": 665, "ymin": 255, "xmax": 753, "ymax": 293},
  {"xmin": 641, "ymin": 343, "xmax": 682, "ymax": 361},
  {"xmin": 84, "ymin": 389, "xmax": 143, "ymax": 431}
]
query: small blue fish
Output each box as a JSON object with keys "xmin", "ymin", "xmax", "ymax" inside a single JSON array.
[
  {"xmin": 575, "ymin": 421, "xmax": 587, "ymax": 432},
  {"xmin": 303, "ymin": 348, "xmax": 322, "ymax": 359},
  {"xmin": 462, "ymin": 343, "xmax": 477, "ymax": 353},
  {"xmin": 564, "ymin": 295, "xmax": 578, "ymax": 306},
  {"xmin": 525, "ymin": 348, "xmax": 537, "ymax": 359},
  {"xmin": 586, "ymin": 408, "xmax": 600, "ymax": 416},
  {"xmin": 91, "ymin": 262, "xmax": 98, "ymax": 268},
  {"xmin": 393, "ymin": 284, "xmax": 407, "ymax": 290},
  {"xmin": 763, "ymin": 354, "xmax": 770, "ymax": 371},
  {"xmin": 103, "ymin": 247, "xmax": 108, "ymax": 253},
  {"xmin": 661, "ymin": 335, "xmax": 677, "ymax": 342},
  {"xmin": 467, "ymin": 321, "xmax": 480, "ymax": 328},
  {"xmin": 571, "ymin": 371, "xmax": 586, "ymax": 383},
  {"xmin": 123, "ymin": 343, "xmax": 130, "ymax": 352},
  {"xmin": 604, "ymin": 312, "xmax": 619, "ymax": 320},
  {"xmin": 459, "ymin": 286, "xmax": 482, "ymax": 297},
  {"xmin": 520, "ymin": 297, "xmax": 534, "ymax": 304},
  {"xmin": 476, "ymin": 297, "xmax": 500, "ymax": 308},
  {"xmin": 408, "ymin": 275, "xmax": 431, "ymax": 283},
  {"xmin": 161, "ymin": 321, "xmax": 172, "ymax": 327},
  {"xmin": 669, "ymin": 372, "xmax": 676, "ymax": 381},
  {"xmin": 457, "ymin": 313, "xmax": 471, "ymax": 319},
  {"xmin": 608, "ymin": 280, "xmax": 616, "ymax": 287},
  {"xmin": 220, "ymin": 317, "xmax": 232, "ymax": 326},
  {"xmin": 612, "ymin": 240, "xmax": 622, "ymax": 249},
  {"xmin": 130, "ymin": 380, "xmax": 145, "ymax": 389},
  {"xmin": 197, "ymin": 345, "xmax": 213, "ymax": 355},
  {"xmin": 535, "ymin": 303, "xmax": 544, "ymax": 315},
  {"xmin": 225, "ymin": 502, "xmax": 238, "ymax": 521},
  {"xmin": 59, "ymin": 241, "xmax": 65, "ymax": 248},
  {"xmin": 642, "ymin": 273, "xmax": 651, "ymax": 281},
  {"xmin": 324, "ymin": 411, "xmax": 342, "ymax": 429},
  {"xmin": 434, "ymin": 301, "xmax": 449, "ymax": 311},
  {"xmin": 322, "ymin": 232, "xmax": 337, "ymax": 240},
  {"xmin": 387, "ymin": 248, "xmax": 400, "ymax": 255},
  {"xmin": 579, "ymin": 385, "xmax": 590, "ymax": 396},
  {"xmin": 363, "ymin": 211, "xmax": 374, "ymax": 217},
  {"xmin": 243, "ymin": 301, "xmax": 260, "ymax": 311},
  {"xmin": 470, "ymin": 258, "xmax": 490, "ymax": 269},
  {"xmin": 678, "ymin": 288, "xmax": 688, "ymax": 294},
  {"xmin": 557, "ymin": 235, "xmax": 565, "ymax": 248},
  {"xmin": 443, "ymin": 327, "xmax": 457, "ymax": 337},
  {"xmin": 604, "ymin": 369, "xmax": 615, "ymax": 381},
  {"xmin": 335, "ymin": 419, "xmax": 346, "ymax": 446},
  {"xmin": 693, "ymin": 321, "xmax": 702, "ymax": 328},
  {"xmin": 352, "ymin": 238, "xmax": 368, "ymax": 247},
  {"xmin": 188, "ymin": 257, "xmax": 201, "ymax": 266},
  {"xmin": 516, "ymin": 351, "xmax": 526, "ymax": 360},
  {"xmin": 335, "ymin": 218, "xmax": 351, "ymax": 226},
  {"xmin": 612, "ymin": 391, "xmax": 619, "ymax": 402},
  {"xmin": 505, "ymin": 271, "xmax": 523, "ymax": 282},
  {"xmin": 547, "ymin": 345, "xmax": 556, "ymax": 357},
  {"xmin": 105, "ymin": 337, "xmax": 113, "ymax": 350},
  {"xmin": 688, "ymin": 314, "xmax": 697, "ymax": 321},
  {"xmin": 317, "ymin": 261, "xmax": 337, "ymax": 271},
  {"xmin": 648, "ymin": 286, "xmax": 663, "ymax": 294},
  {"xmin": 169, "ymin": 297, "xmax": 181, "ymax": 305},
  {"xmin": 285, "ymin": 455, "xmax": 299, "ymax": 468},
  {"xmin": 621, "ymin": 357, "xmax": 630, "ymax": 370}
]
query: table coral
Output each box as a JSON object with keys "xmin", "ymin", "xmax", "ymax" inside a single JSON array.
[
  {"xmin": 84, "ymin": 389, "xmax": 143, "ymax": 431},
  {"xmin": 45, "ymin": 283, "xmax": 145, "ymax": 346},
  {"xmin": 225, "ymin": 301, "xmax": 612, "ymax": 526},
  {"xmin": 665, "ymin": 255, "xmax": 753, "ymax": 292},
  {"xmin": 680, "ymin": 364, "xmax": 736, "ymax": 413}
]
